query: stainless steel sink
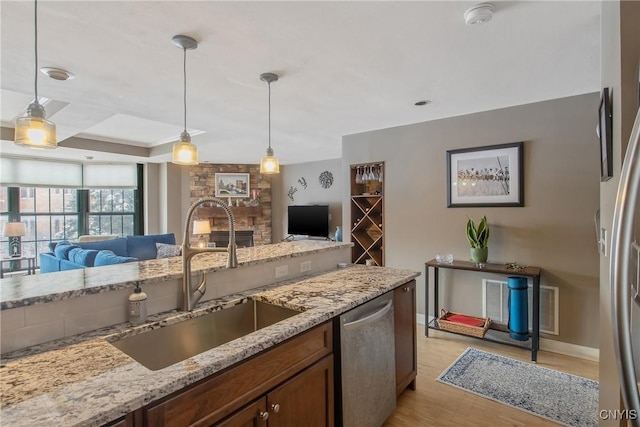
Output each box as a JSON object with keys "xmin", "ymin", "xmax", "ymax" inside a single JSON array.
[{"xmin": 109, "ymin": 299, "xmax": 301, "ymax": 371}]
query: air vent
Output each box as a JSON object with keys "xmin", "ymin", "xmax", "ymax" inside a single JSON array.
[{"xmin": 482, "ymin": 279, "xmax": 559, "ymax": 335}]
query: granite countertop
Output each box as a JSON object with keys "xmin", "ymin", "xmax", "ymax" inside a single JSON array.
[
  {"xmin": 0, "ymin": 265, "xmax": 420, "ymax": 426},
  {"xmin": 0, "ymin": 240, "xmax": 352, "ymax": 309}
]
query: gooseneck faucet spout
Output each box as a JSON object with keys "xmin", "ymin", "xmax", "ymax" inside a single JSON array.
[{"xmin": 181, "ymin": 197, "xmax": 237, "ymax": 311}]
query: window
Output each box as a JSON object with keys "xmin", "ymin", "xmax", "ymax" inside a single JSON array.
[
  {"xmin": 88, "ymin": 189, "xmax": 136, "ymax": 236},
  {"xmin": 0, "ymin": 164, "xmax": 143, "ymax": 271}
]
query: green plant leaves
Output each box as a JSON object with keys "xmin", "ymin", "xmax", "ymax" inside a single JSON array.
[{"xmin": 466, "ymin": 215, "xmax": 489, "ymax": 248}]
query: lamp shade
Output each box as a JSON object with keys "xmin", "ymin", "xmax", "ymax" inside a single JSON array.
[
  {"xmin": 3, "ymin": 222, "xmax": 26, "ymax": 237},
  {"xmin": 193, "ymin": 220, "xmax": 211, "ymax": 235}
]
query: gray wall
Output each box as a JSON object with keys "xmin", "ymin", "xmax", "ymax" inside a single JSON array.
[
  {"xmin": 343, "ymin": 93, "xmax": 600, "ymax": 348},
  {"xmin": 273, "ymin": 159, "xmax": 343, "ymax": 242},
  {"xmin": 598, "ymin": 0, "xmax": 640, "ymax": 422}
]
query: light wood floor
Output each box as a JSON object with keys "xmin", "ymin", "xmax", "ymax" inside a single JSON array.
[{"xmin": 383, "ymin": 328, "xmax": 599, "ymax": 427}]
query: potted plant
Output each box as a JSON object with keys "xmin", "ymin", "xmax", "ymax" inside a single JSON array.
[{"xmin": 466, "ymin": 215, "xmax": 489, "ymax": 263}]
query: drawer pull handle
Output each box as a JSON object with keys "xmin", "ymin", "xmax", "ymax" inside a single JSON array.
[
  {"xmin": 259, "ymin": 411, "xmax": 269, "ymax": 420},
  {"xmin": 271, "ymin": 403, "xmax": 281, "ymax": 413},
  {"xmin": 403, "ymin": 286, "xmax": 409, "ymax": 292}
]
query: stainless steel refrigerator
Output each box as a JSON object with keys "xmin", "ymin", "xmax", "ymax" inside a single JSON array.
[{"xmin": 610, "ymin": 106, "xmax": 640, "ymax": 426}]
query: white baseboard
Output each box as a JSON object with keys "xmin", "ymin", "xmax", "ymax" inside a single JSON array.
[
  {"xmin": 416, "ymin": 313, "xmax": 598, "ymax": 362},
  {"xmin": 540, "ymin": 338, "xmax": 599, "ymax": 362},
  {"xmin": 417, "ymin": 313, "xmax": 427, "ymax": 325}
]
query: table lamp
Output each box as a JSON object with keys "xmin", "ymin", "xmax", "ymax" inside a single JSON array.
[
  {"xmin": 3, "ymin": 222, "xmax": 26, "ymax": 257},
  {"xmin": 193, "ymin": 220, "xmax": 211, "ymax": 248}
]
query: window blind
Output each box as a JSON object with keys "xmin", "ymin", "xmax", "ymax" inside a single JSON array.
[
  {"xmin": 82, "ymin": 163, "xmax": 137, "ymax": 189},
  {"xmin": 0, "ymin": 157, "xmax": 138, "ymax": 189},
  {"xmin": 0, "ymin": 157, "xmax": 83, "ymax": 188}
]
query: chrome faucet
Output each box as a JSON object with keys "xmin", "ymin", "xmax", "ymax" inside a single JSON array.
[{"xmin": 181, "ymin": 197, "xmax": 238, "ymax": 311}]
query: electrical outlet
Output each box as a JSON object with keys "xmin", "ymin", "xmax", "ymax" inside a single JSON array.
[
  {"xmin": 600, "ymin": 228, "xmax": 608, "ymax": 257},
  {"xmin": 300, "ymin": 260, "xmax": 312, "ymax": 273},
  {"xmin": 275, "ymin": 265, "xmax": 288, "ymax": 279}
]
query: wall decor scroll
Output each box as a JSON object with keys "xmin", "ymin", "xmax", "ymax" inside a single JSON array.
[{"xmin": 319, "ymin": 171, "xmax": 334, "ymax": 189}]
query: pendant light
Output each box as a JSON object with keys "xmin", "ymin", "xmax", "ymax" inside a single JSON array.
[
  {"xmin": 171, "ymin": 35, "xmax": 199, "ymax": 165},
  {"xmin": 14, "ymin": 0, "xmax": 57, "ymax": 149},
  {"xmin": 259, "ymin": 72, "xmax": 280, "ymax": 174}
]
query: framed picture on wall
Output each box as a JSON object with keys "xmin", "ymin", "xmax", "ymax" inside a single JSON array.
[
  {"xmin": 215, "ymin": 173, "xmax": 250, "ymax": 198},
  {"xmin": 597, "ymin": 87, "xmax": 613, "ymax": 182},
  {"xmin": 446, "ymin": 141, "xmax": 524, "ymax": 207}
]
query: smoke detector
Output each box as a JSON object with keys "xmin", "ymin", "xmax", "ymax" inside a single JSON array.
[
  {"xmin": 464, "ymin": 3, "xmax": 495, "ymax": 25},
  {"xmin": 40, "ymin": 67, "xmax": 75, "ymax": 81}
]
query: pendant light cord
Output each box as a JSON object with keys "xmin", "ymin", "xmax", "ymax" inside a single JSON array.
[
  {"xmin": 268, "ymin": 81, "xmax": 271, "ymax": 150},
  {"xmin": 34, "ymin": 0, "xmax": 39, "ymax": 102},
  {"xmin": 183, "ymin": 47, "xmax": 187, "ymax": 133}
]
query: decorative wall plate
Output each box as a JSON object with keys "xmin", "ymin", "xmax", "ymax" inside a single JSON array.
[{"xmin": 319, "ymin": 171, "xmax": 334, "ymax": 189}]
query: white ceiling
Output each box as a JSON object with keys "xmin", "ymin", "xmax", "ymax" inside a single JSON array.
[{"xmin": 0, "ymin": 1, "xmax": 601, "ymax": 165}]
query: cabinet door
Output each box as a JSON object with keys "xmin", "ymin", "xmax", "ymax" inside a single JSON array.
[
  {"xmin": 267, "ymin": 355, "xmax": 334, "ymax": 427},
  {"xmin": 394, "ymin": 280, "xmax": 417, "ymax": 396},
  {"xmin": 215, "ymin": 399, "xmax": 268, "ymax": 427}
]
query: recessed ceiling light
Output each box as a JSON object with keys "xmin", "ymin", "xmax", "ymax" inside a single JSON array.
[
  {"xmin": 414, "ymin": 100, "xmax": 431, "ymax": 106},
  {"xmin": 40, "ymin": 67, "xmax": 75, "ymax": 81},
  {"xmin": 464, "ymin": 3, "xmax": 495, "ymax": 25}
]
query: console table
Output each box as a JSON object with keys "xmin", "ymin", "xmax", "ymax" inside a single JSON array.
[
  {"xmin": 0, "ymin": 256, "xmax": 36, "ymax": 278},
  {"xmin": 425, "ymin": 259, "xmax": 542, "ymax": 362}
]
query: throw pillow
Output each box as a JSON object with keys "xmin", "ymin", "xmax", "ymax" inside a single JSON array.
[
  {"xmin": 54, "ymin": 243, "xmax": 79, "ymax": 260},
  {"xmin": 49, "ymin": 240, "xmax": 71, "ymax": 252},
  {"xmin": 68, "ymin": 248, "xmax": 99, "ymax": 267},
  {"xmin": 156, "ymin": 242, "xmax": 182, "ymax": 258},
  {"xmin": 94, "ymin": 250, "xmax": 138, "ymax": 266}
]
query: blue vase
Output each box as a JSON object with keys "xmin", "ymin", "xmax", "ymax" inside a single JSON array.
[
  {"xmin": 334, "ymin": 226, "xmax": 342, "ymax": 242},
  {"xmin": 508, "ymin": 276, "xmax": 529, "ymax": 341}
]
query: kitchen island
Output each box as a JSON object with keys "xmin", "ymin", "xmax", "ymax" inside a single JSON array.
[{"xmin": 1, "ymin": 250, "xmax": 419, "ymax": 426}]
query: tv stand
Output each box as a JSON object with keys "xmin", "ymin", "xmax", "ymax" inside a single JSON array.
[{"xmin": 282, "ymin": 235, "xmax": 330, "ymax": 242}]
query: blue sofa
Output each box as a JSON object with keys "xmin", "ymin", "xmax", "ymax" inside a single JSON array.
[{"xmin": 39, "ymin": 233, "xmax": 177, "ymax": 274}]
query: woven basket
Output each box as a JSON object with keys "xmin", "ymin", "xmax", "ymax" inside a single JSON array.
[{"xmin": 437, "ymin": 309, "xmax": 491, "ymax": 338}]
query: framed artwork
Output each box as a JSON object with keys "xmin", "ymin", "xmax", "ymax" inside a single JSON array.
[
  {"xmin": 215, "ymin": 173, "xmax": 250, "ymax": 198},
  {"xmin": 598, "ymin": 87, "xmax": 613, "ymax": 182},
  {"xmin": 446, "ymin": 141, "xmax": 524, "ymax": 207}
]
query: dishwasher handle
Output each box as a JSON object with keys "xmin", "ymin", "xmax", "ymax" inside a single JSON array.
[{"xmin": 343, "ymin": 300, "xmax": 393, "ymax": 330}]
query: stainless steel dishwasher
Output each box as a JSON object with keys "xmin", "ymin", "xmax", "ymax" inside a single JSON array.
[{"xmin": 339, "ymin": 292, "xmax": 396, "ymax": 427}]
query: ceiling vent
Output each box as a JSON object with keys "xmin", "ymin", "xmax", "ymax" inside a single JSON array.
[{"xmin": 464, "ymin": 3, "xmax": 495, "ymax": 25}]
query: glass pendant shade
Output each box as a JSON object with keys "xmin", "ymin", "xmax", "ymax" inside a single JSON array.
[
  {"xmin": 172, "ymin": 132, "xmax": 198, "ymax": 165},
  {"xmin": 259, "ymin": 72, "xmax": 280, "ymax": 174},
  {"xmin": 260, "ymin": 147, "xmax": 280, "ymax": 174},
  {"xmin": 15, "ymin": 1, "xmax": 57, "ymax": 150},
  {"xmin": 171, "ymin": 35, "xmax": 199, "ymax": 166},
  {"xmin": 15, "ymin": 112, "xmax": 57, "ymax": 149}
]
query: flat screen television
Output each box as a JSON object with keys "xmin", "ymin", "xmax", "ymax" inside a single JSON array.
[{"xmin": 287, "ymin": 205, "xmax": 330, "ymax": 238}]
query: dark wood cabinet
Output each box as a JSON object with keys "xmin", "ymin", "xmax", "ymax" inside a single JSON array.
[
  {"xmin": 215, "ymin": 399, "xmax": 268, "ymax": 427},
  {"xmin": 215, "ymin": 355, "xmax": 333, "ymax": 427},
  {"xmin": 394, "ymin": 280, "xmax": 417, "ymax": 396},
  {"xmin": 143, "ymin": 322, "xmax": 332, "ymax": 427}
]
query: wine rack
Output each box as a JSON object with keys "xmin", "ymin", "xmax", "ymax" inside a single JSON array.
[{"xmin": 350, "ymin": 163, "xmax": 384, "ymax": 266}]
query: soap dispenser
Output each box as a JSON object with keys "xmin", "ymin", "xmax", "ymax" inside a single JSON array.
[{"xmin": 128, "ymin": 284, "xmax": 148, "ymax": 326}]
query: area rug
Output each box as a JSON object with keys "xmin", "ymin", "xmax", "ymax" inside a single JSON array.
[{"xmin": 437, "ymin": 347, "xmax": 598, "ymax": 427}]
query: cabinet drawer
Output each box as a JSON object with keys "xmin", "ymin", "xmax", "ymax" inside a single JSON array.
[{"xmin": 145, "ymin": 321, "xmax": 332, "ymax": 427}]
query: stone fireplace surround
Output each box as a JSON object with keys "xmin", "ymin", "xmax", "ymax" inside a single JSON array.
[{"xmin": 190, "ymin": 164, "xmax": 272, "ymax": 246}]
